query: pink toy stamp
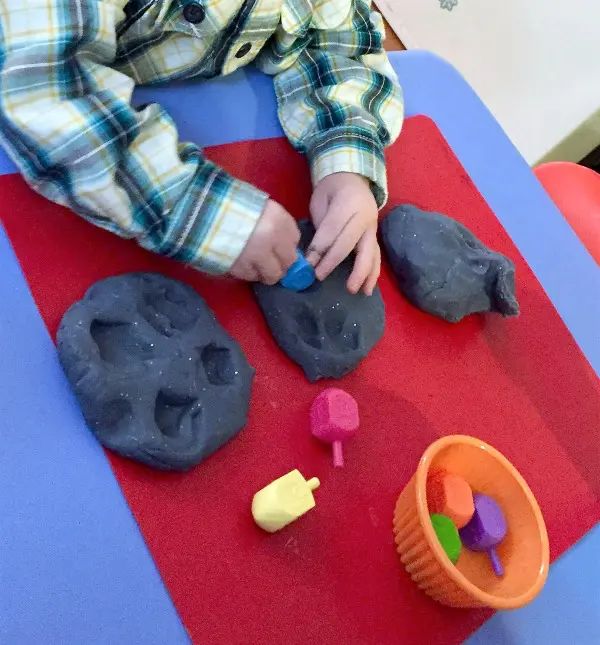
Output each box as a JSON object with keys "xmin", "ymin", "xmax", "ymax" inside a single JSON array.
[{"xmin": 310, "ymin": 388, "xmax": 359, "ymax": 467}]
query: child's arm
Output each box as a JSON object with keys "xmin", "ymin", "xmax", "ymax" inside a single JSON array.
[
  {"xmin": 258, "ymin": 0, "xmax": 403, "ymax": 293},
  {"xmin": 0, "ymin": 1, "xmax": 298, "ymax": 283}
]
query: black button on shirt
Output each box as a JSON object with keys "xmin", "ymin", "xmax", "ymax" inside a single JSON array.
[
  {"xmin": 236, "ymin": 43, "xmax": 252, "ymax": 58},
  {"xmin": 183, "ymin": 2, "xmax": 205, "ymax": 24}
]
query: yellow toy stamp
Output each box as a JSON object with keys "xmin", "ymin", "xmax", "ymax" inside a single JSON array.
[{"xmin": 252, "ymin": 470, "xmax": 320, "ymax": 533}]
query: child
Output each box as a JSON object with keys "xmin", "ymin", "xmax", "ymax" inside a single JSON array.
[{"xmin": 0, "ymin": 0, "xmax": 403, "ymax": 295}]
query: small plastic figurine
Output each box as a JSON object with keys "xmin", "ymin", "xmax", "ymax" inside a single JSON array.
[
  {"xmin": 426, "ymin": 470, "xmax": 475, "ymax": 529},
  {"xmin": 310, "ymin": 388, "xmax": 359, "ymax": 467},
  {"xmin": 280, "ymin": 249, "xmax": 316, "ymax": 292},
  {"xmin": 430, "ymin": 513, "xmax": 462, "ymax": 564},
  {"xmin": 460, "ymin": 493, "xmax": 507, "ymax": 576},
  {"xmin": 252, "ymin": 470, "xmax": 320, "ymax": 533}
]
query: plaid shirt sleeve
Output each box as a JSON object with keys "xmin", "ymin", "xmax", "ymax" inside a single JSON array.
[
  {"xmin": 258, "ymin": 0, "xmax": 403, "ymax": 207},
  {"xmin": 0, "ymin": 0, "xmax": 267, "ymax": 274}
]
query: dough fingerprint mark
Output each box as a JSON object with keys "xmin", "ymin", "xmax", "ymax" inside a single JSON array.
[
  {"xmin": 294, "ymin": 304, "xmax": 322, "ymax": 349},
  {"xmin": 90, "ymin": 320, "xmax": 155, "ymax": 366},
  {"xmin": 139, "ymin": 279, "xmax": 198, "ymax": 336},
  {"xmin": 154, "ymin": 391, "xmax": 201, "ymax": 438},
  {"xmin": 199, "ymin": 344, "xmax": 235, "ymax": 385},
  {"xmin": 324, "ymin": 309, "xmax": 345, "ymax": 337}
]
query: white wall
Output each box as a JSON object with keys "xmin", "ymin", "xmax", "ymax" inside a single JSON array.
[{"xmin": 378, "ymin": 0, "xmax": 600, "ymax": 164}]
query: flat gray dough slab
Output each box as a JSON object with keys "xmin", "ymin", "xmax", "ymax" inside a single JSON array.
[
  {"xmin": 253, "ymin": 220, "xmax": 385, "ymax": 382},
  {"xmin": 57, "ymin": 273, "xmax": 254, "ymax": 471},
  {"xmin": 381, "ymin": 205, "xmax": 519, "ymax": 323}
]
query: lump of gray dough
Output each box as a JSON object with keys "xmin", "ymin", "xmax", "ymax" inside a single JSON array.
[
  {"xmin": 57, "ymin": 273, "xmax": 254, "ymax": 471},
  {"xmin": 381, "ymin": 205, "xmax": 519, "ymax": 323},
  {"xmin": 253, "ymin": 220, "xmax": 385, "ymax": 382}
]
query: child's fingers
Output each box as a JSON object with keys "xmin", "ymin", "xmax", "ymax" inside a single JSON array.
[
  {"xmin": 275, "ymin": 235, "xmax": 299, "ymax": 271},
  {"xmin": 362, "ymin": 243, "xmax": 381, "ymax": 296},
  {"xmin": 274, "ymin": 244, "xmax": 297, "ymax": 272},
  {"xmin": 309, "ymin": 185, "xmax": 330, "ymax": 226},
  {"xmin": 284, "ymin": 215, "xmax": 302, "ymax": 249},
  {"xmin": 347, "ymin": 228, "xmax": 376, "ymax": 294},
  {"xmin": 305, "ymin": 199, "xmax": 349, "ymax": 266},
  {"xmin": 255, "ymin": 253, "xmax": 285, "ymax": 285},
  {"xmin": 314, "ymin": 214, "xmax": 363, "ymax": 282},
  {"xmin": 229, "ymin": 258, "xmax": 256, "ymax": 281}
]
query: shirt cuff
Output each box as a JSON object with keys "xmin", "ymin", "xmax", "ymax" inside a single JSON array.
[
  {"xmin": 306, "ymin": 126, "xmax": 389, "ymax": 208},
  {"xmin": 169, "ymin": 167, "xmax": 268, "ymax": 274}
]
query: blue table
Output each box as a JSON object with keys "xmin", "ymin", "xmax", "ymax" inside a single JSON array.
[{"xmin": 1, "ymin": 51, "xmax": 598, "ymax": 644}]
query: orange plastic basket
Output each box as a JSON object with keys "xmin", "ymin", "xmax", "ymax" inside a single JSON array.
[{"xmin": 393, "ymin": 435, "xmax": 549, "ymax": 608}]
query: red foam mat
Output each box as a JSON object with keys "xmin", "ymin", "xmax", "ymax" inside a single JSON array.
[{"xmin": 1, "ymin": 116, "xmax": 598, "ymax": 644}]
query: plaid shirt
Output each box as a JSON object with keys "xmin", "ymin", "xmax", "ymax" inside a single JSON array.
[{"xmin": 0, "ymin": 0, "xmax": 403, "ymax": 273}]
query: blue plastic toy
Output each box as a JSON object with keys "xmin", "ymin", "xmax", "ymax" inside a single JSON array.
[{"xmin": 280, "ymin": 250, "xmax": 316, "ymax": 291}]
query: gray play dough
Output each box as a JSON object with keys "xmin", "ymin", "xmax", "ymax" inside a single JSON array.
[
  {"xmin": 57, "ymin": 273, "xmax": 254, "ymax": 471},
  {"xmin": 381, "ymin": 205, "xmax": 519, "ymax": 323},
  {"xmin": 253, "ymin": 220, "xmax": 385, "ymax": 382}
]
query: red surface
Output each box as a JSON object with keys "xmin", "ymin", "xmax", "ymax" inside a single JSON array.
[
  {"xmin": 1, "ymin": 116, "xmax": 599, "ymax": 645},
  {"xmin": 534, "ymin": 162, "xmax": 600, "ymax": 264}
]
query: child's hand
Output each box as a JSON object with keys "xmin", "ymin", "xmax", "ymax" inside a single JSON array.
[
  {"xmin": 230, "ymin": 199, "xmax": 300, "ymax": 284},
  {"xmin": 307, "ymin": 172, "xmax": 380, "ymax": 295}
]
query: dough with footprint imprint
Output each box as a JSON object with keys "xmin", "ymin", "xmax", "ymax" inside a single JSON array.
[
  {"xmin": 253, "ymin": 220, "xmax": 385, "ymax": 382},
  {"xmin": 57, "ymin": 273, "xmax": 254, "ymax": 471},
  {"xmin": 381, "ymin": 205, "xmax": 520, "ymax": 323}
]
